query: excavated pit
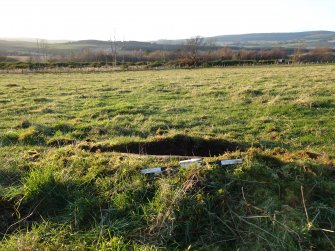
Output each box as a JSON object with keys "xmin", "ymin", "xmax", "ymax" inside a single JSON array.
[{"xmin": 80, "ymin": 134, "xmax": 242, "ymax": 157}]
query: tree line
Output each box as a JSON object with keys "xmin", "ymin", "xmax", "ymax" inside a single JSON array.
[{"xmin": 0, "ymin": 37, "xmax": 334, "ymax": 68}]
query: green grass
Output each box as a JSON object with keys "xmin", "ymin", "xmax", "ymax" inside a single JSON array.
[{"xmin": 0, "ymin": 65, "xmax": 335, "ymax": 250}]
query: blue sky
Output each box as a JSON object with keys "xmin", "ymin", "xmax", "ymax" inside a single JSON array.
[{"xmin": 1, "ymin": 0, "xmax": 334, "ymax": 41}]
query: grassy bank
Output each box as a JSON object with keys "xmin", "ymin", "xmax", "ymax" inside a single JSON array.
[{"xmin": 1, "ymin": 65, "xmax": 335, "ymax": 249}]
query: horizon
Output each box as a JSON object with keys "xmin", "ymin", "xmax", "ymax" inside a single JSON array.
[
  {"xmin": 1, "ymin": 0, "xmax": 335, "ymax": 41},
  {"xmin": 1, "ymin": 30, "xmax": 335, "ymax": 43}
]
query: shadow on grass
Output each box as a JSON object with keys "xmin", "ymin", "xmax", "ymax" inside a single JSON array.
[
  {"xmin": 2, "ymin": 151, "xmax": 335, "ymax": 250},
  {"xmin": 0, "ymin": 169, "xmax": 22, "ymax": 187},
  {"xmin": 159, "ymin": 154, "xmax": 335, "ymax": 250},
  {"xmin": 0, "ymin": 170, "xmax": 101, "ymax": 239},
  {"xmin": 0, "ymin": 198, "xmax": 17, "ymax": 238}
]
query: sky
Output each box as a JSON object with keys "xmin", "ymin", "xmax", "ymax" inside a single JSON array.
[{"xmin": 1, "ymin": 0, "xmax": 334, "ymax": 41}]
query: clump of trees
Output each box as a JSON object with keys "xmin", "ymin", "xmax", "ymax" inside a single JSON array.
[
  {"xmin": 178, "ymin": 36, "xmax": 205, "ymax": 66},
  {"xmin": 298, "ymin": 47, "xmax": 334, "ymax": 63}
]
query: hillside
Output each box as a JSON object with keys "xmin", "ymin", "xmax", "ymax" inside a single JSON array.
[
  {"xmin": 1, "ymin": 31, "xmax": 334, "ymax": 58},
  {"xmin": 156, "ymin": 31, "xmax": 335, "ymax": 48},
  {"xmin": 213, "ymin": 30, "xmax": 335, "ymax": 42},
  {"xmin": 0, "ymin": 40, "xmax": 182, "ymax": 57}
]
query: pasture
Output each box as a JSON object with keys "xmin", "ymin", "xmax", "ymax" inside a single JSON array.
[{"xmin": 0, "ymin": 65, "xmax": 335, "ymax": 250}]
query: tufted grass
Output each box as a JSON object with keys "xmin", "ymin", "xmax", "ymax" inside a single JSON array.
[{"xmin": 1, "ymin": 65, "xmax": 335, "ymax": 250}]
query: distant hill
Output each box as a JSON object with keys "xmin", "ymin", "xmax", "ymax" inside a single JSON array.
[
  {"xmin": 155, "ymin": 31, "xmax": 335, "ymax": 48},
  {"xmin": 212, "ymin": 31, "xmax": 335, "ymax": 42},
  {"xmin": 1, "ymin": 31, "xmax": 334, "ymax": 58},
  {"xmin": 0, "ymin": 39, "xmax": 182, "ymax": 56},
  {"xmin": 211, "ymin": 31, "xmax": 335, "ymax": 48},
  {"xmin": 0, "ymin": 38, "xmax": 70, "ymax": 43}
]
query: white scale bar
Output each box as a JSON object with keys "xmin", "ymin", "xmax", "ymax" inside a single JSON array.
[
  {"xmin": 141, "ymin": 159, "xmax": 243, "ymax": 174},
  {"xmin": 141, "ymin": 167, "xmax": 163, "ymax": 174},
  {"xmin": 179, "ymin": 158, "xmax": 203, "ymax": 168},
  {"xmin": 220, "ymin": 159, "xmax": 243, "ymax": 165}
]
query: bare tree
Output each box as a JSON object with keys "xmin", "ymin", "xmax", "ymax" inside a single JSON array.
[
  {"xmin": 36, "ymin": 39, "xmax": 48, "ymax": 62},
  {"xmin": 293, "ymin": 41, "xmax": 304, "ymax": 64},
  {"xmin": 204, "ymin": 38, "xmax": 217, "ymax": 61},
  {"xmin": 180, "ymin": 36, "xmax": 204, "ymax": 66},
  {"xmin": 121, "ymin": 35, "xmax": 126, "ymax": 65},
  {"xmin": 110, "ymin": 33, "xmax": 118, "ymax": 67},
  {"xmin": 187, "ymin": 36, "xmax": 204, "ymax": 65},
  {"xmin": 215, "ymin": 47, "xmax": 234, "ymax": 60}
]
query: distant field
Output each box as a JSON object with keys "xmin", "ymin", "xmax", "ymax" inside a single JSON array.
[{"xmin": 1, "ymin": 65, "xmax": 335, "ymax": 250}]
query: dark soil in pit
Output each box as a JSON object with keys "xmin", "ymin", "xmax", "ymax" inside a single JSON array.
[{"xmin": 80, "ymin": 134, "xmax": 243, "ymax": 157}]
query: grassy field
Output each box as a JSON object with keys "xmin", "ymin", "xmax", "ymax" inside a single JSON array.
[{"xmin": 0, "ymin": 65, "xmax": 335, "ymax": 250}]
